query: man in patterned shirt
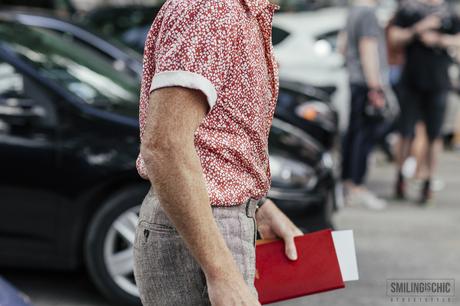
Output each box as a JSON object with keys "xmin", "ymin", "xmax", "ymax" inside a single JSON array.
[{"xmin": 132, "ymin": 0, "xmax": 302, "ymax": 305}]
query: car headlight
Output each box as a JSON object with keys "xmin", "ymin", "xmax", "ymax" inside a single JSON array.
[
  {"xmin": 269, "ymin": 155, "xmax": 317, "ymax": 189},
  {"xmin": 295, "ymin": 102, "xmax": 338, "ymax": 133},
  {"xmin": 295, "ymin": 101, "xmax": 329, "ymax": 121}
]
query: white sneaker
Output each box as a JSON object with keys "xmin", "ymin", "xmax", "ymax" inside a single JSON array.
[
  {"xmin": 346, "ymin": 190, "xmax": 387, "ymax": 210},
  {"xmin": 402, "ymin": 156, "xmax": 417, "ymax": 179}
]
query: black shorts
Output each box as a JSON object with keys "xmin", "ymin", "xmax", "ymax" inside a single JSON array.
[{"xmin": 397, "ymin": 87, "xmax": 448, "ymax": 140}]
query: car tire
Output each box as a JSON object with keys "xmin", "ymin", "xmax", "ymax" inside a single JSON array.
[{"xmin": 85, "ymin": 184, "xmax": 148, "ymax": 306}]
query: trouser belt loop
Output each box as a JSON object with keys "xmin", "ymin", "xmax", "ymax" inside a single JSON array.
[{"xmin": 245, "ymin": 198, "xmax": 259, "ymax": 218}]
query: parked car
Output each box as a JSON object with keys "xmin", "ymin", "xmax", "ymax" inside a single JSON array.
[{"xmin": 0, "ymin": 17, "xmax": 337, "ymax": 305}]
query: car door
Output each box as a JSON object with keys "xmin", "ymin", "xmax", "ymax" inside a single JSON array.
[{"xmin": 0, "ymin": 58, "xmax": 62, "ymax": 265}]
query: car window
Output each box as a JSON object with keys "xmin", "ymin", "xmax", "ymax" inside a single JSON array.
[
  {"xmin": 40, "ymin": 27, "xmax": 120, "ymax": 64},
  {"xmin": 28, "ymin": 24, "xmax": 142, "ymax": 77},
  {"xmin": 0, "ymin": 20, "xmax": 140, "ymax": 117},
  {"xmin": 0, "ymin": 60, "xmax": 57, "ymax": 128},
  {"xmin": 272, "ymin": 26, "xmax": 290, "ymax": 46}
]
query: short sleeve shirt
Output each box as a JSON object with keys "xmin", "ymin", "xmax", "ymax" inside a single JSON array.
[
  {"xmin": 136, "ymin": 0, "xmax": 280, "ymax": 206},
  {"xmin": 345, "ymin": 5, "xmax": 389, "ymax": 86},
  {"xmin": 394, "ymin": 0, "xmax": 460, "ymax": 91}
]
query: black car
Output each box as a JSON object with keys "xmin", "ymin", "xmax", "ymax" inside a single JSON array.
[
  {"xmin": 0, "ymin": 17, "xmax": 336, "ymax": 305},
  {"xmin": 0, "ymin": 9, "xmax": 340, "ymax": 230},
  {"xmin": 0, "ymin": 9, "xmax": 143, "ymax": 78}
]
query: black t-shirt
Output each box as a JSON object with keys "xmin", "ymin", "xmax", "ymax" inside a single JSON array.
[{"xmin": 394, "ymin": 1, "xmax": 460, "ymax": 91}]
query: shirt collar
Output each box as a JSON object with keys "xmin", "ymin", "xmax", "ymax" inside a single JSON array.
[{"xmin": 242, "ymin": 0, "xmax": 278, "ymax": 17}]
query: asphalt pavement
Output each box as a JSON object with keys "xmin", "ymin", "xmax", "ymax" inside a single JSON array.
[{"xmin": 3, "ymin": 151, "xmax": 460, "ymax": 306}]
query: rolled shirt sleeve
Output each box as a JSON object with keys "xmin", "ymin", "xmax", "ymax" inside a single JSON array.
[{"xmin": 149, "ymin": 0, "xmax": 236, "ymax": 109}]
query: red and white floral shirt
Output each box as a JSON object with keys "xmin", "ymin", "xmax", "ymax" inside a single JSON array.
[{"xmin": 136, "ymin": 0, "xmax": 279, "ymax": 206}]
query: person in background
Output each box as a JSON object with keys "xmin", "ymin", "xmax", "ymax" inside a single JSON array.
[
  {"xmin": 389, "ymin": 0, "xmax": 460, "ymax": 204},
  {"xmin": 339, "ymin": 0, "xmax": 389, "ymax": 210},
  {"xmin": 372, "ymin": 15, "xmax": 407, "ymax": 164}
]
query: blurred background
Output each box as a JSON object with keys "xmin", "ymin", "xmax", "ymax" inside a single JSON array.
[{"xmin": 0, "ymin": 0, "xmax": 459, "ymax": 305}]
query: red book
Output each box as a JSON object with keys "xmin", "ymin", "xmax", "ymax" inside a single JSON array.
[{"xmin": 255, "ymin": 229, "xmax": 356, "ymax": 304}]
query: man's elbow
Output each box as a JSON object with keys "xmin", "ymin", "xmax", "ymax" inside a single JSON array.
[
  {"xmin": 140, "ymin": 135, "xmax": 180, "ymax": 168},
  {"xmin": 140, "ymin": 142, "xmax": 156, "ymax": 167}
]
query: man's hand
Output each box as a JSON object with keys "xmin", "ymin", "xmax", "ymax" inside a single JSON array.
[
  {"xmin": 413, "ymin": 15, "xmax": 441, "ymax": 35},
  {"xmin": 439, "ymin": 33, "xmax": 460, "ymax": 49},
  {"xmin": 420, "ymin": 30, "xmax": 442, "ymax": 47},
  {"xmin": 206, "ymin": 270, "xmax": 261, "ymax": 306},
  {"xmin": 389, "ymin": 15, "xmax": 441, "ymax": 48},
  {"xmin": 368, "ymin": 88, "xmax": 385, "ymax": 109},
  {"xmin": 255, "ymin": 199, "xmax": 303, "ymax": 260}
]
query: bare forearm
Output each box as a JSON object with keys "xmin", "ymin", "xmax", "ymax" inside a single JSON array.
[
  {"xmin": 389, "ymin": 26, "xmax": 414, "ymax": 48},
  {"xmin": 360, "ymin": 38, "xmax": 381, "ymax": 89},
  {"xmin": 440, "ymin": 33, "xmax": 460, "ymax": 48},
  {"xmin": 141, "ymin": 141, "xmax": 239, "ymax": 280}
]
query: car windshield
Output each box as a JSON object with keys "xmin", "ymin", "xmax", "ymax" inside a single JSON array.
[{"xmin": 0, "ymin": 20, "xmax": 140, "ymax": 117}]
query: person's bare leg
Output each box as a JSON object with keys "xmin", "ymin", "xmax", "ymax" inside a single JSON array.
[
  {"xmin": 420, "ymin": 138, "xmax": 442, "ymax": 203},
  {"xmin": 395, "ymin": 135, "xmax": 413, "ymax": 199},
  {"xmin": 424, "ymin": 138, "xmax": 443, "ymax": 179},
  {"xmin": 396, "ymin": 136, "xmax": 413, "ymax": 171},
  {"xmin": 414, "ymin": 123, "xmax": 428, "ymax": 180}
]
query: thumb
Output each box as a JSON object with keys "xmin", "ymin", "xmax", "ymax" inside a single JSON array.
[{"xmin": 284, "ymin": 234, "xmax": 298, "ymax": 261}]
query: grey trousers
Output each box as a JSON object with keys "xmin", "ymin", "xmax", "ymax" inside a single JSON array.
[{"xmin": 133, "ymin": 187, "xmax": 259, "ymax": 306}]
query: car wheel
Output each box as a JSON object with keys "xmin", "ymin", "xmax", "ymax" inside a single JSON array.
[{"xmin": 85, "ymin": 184, "xmax": 148, "ymax": 306}]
